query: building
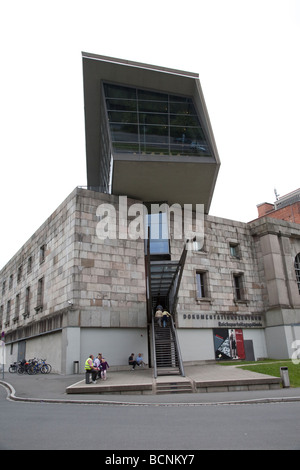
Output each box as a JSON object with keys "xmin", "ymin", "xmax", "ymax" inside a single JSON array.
[
  {"xmin": 1, "ymin": 54, "xmax": 300, "ymax": 374},
  {"xmin": 256, "ymin": 188, "xmax": 300, "ymax": 224},
  {"xmin": 82, "ymin": 52, "xmax": 220, "ymax": 209}
]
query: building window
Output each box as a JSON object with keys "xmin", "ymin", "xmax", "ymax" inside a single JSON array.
[
  {"xmin": 230, "ymin": 243, "xmax": 240, "ymax": 259},
  {"xmin": 9, "ymin": 274, "xmax": 13, "ymax": 290},
  {"xmin": 24, "ymin": 286, "xmax": 30, "ymax": 317},
  {"xmin": 40, "ymin": 244, "xmax": 46, "ymax": 264},
  {"xmin": 233, "ymin": 273, "xmax": 244, "ymax": 301},
  {"xmin": 196, "ymin": 271, "xmax": 208, "ymax": 298},
  {"xmin": 295, "ymin": 253, "xmax": 300, "ymax": 294},
  {"xmin": 27, "ymin": 256, "xmax": 33, "ymax": 274},
  {"xmin": 6, "ymin": 299, "xmax": 11, "ymax": 326},
  {"xmin": 146, "ymin": 212, "xmax": 170, "ymax": 256},
  {"xmin": 14, "ymin": 294, "xmax": 20, "ymax": 322},
  {"xmin": 17, "ymin": 266, "xmax": 22, "ymax": 283},
  {"xmin": 2, "ymin": 281, "xmax": 6, "ymax": 296},
  {"xmin": 103, "ymin": 82, "xmax": 213, "ymax": 158},
  {"xmin": 35, "ymin": 277, "xmax": 44, "ymax": 312}
]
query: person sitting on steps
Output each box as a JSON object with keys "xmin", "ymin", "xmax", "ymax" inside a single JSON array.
[
  {"xmin": 128, "ymin": 353, "xmax": 137, "ymax": 370},
  {"xmin": 136, "ymin": 353, "xmax": 146, "ymax": 368}
]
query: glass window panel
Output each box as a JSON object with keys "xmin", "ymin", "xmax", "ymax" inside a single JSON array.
[
  {"xmin": 112, "ymin": 142, "xmax": 140, "ymax": 153},
  {"xmin": 142, "ymin": 125, "xmax": 168, "ymax": 141},
  {"xmin": 169, "ymin": 95, "xmax": 192, "ymax": 103},
  {"xmin": 110, "ymin": 124, "xmax": 139, "ymax": 142},
  {"xmin": 170, "ymin": 101, "xmax": 196, "ymax": 115},
  {"xmin": 170, "ymin": 143, "xmax": 192, "ymax": 156},
  {"xmin": 104, "ymin": 83, "xmax": 136, "ymax": 99},
  {"xmin": 170, "ymin": 126, "xmax": 206, "ymax": 142},
  {"xmin": 108, "ymin": 111, "xmax": 138, "ymax": 123},
  {"xmin": 139, "ymin": 113, "xmax": 168, "ymax": 126},
  {"xmin": 174, "ymin": 146, "xmax": 209, "ymax": 157},
  {"xmin": 196, "ymin": 272, "xmax": 206, "ymax": 298},
  {"xmin": 147, "ymin": 213, "xmax": 169, "ymax": 254},
  {"xmin": 138, "ymin": 89, "xmax": 168, "ymax": 101},
  {"xmin": 106, "ymin": 99, "xmax": 137, "ymax": 112},
  {"xmin": 138, "ymin": 100, "xmax": 168, "ymax": 113},
  {"xmin": 170, "ymin": 114, "xmax": 200, "ymax": 127},
  {"xmin": 189, "ymin": 140, "xmax": 210, "ymax": 156},
  {"xmin": 170, "ymin": 126, "xmax": 189, "ymax": 140},
  {"xmin": 142, "ymin": 143, "xmax": 169, "ymax": 154},
  {"xmin": 150, "ymin": 240, "xmax": 170, "ymax": 254}
]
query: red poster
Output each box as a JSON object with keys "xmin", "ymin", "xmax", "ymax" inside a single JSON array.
[{"xmin": 235, "ymin": 329, "xmax": 245, "ymax": 360}]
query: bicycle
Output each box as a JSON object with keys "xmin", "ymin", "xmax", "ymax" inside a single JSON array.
[
  {"xmin": 17, "ymin": 360, "xmax": 31, "ymax": 374},
  {"xmin": 28, "ymin": 358, "xmax": 52, "ymax": 374},
  {"xmin": 9, "ymin": 362, "xmax": 19, "ymax": 373},
  {"xmin": 39, "ymin": 359, "xmax": 52, "ymax": 374}
]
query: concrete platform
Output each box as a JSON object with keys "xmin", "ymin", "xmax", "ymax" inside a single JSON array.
[{"xmin": 66, "ymin": 364, "xmax": 282, "ymax": 395}]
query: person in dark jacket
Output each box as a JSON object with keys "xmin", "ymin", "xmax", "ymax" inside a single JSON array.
[{"xmin": 128, "ymin": 353, "xmax": 137, "ymax": 370}]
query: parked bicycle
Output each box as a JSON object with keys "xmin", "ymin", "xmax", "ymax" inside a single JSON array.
[
  {"xmin": 28, "ymin": 358, "xmax": 52, "ymax": 374},
  {"xmin": 15, "ymin": 358, "xmax": 52, "ymax": 375},
  {"xmin": 8, "ymin": 362, "xmax": 19, "ymax": 373},
  {"xmin": 17, "ymin": 360, "xmax": 31, "ymax": 374}
]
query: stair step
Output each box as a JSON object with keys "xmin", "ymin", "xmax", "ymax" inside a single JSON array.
[
  {"xmin": 156, "ymin": 381, "xmax": 194, "ymax": 394},
  {"xmin": 157, "ymin": 367, "xmax": 180, "ymax": 375},
  {"xmin": 154, "ymin": 322, "xmax": 182, "ymax": 377},
  {"xmin": 156, "ymin": 388, "xmax": 193, "ymax": 394}
]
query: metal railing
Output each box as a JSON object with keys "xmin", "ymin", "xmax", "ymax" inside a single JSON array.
[
  {"xmin": 170, "ymin": 316, "xmax": 185, "ymax": 377},
  {"xmin": 151, "ymin": 319, "xmax": 158, "ymax": 378},
  {"xmin": 152, "ymin": 315, "xmax": 185, "ymax": 378}
]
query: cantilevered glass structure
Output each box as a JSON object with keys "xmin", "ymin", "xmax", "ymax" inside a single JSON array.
[
  {"xmin": 82, "ymin": 53, "xmax": 220, "ymax": 211},
  {"xmin": 102, "ymin": 83, "xmax": 212, "ymax": 158}
]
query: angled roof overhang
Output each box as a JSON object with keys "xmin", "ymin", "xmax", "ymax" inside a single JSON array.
[{"xmin": 82, "ymin": 52, "xmax": 220, "ymax": 211}]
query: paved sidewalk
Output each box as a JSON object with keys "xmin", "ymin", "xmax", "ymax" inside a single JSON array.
[
  {"xmin": 1, "ymin": 364, "xmax": 300, "ymax": 405},
  {"xmin": 66, "ymin": 363, "xmax": 282, "ymax": 395}
]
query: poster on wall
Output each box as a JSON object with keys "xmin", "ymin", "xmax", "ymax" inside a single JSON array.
[{"xmin": 213, "ymin": 328, "xmax": 245, "ymax": 360}]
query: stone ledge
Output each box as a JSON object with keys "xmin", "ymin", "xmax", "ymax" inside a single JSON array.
[
  {"xmin": 194, "ymin": 377, "xmax": 282, "ymax": 393},
  {"xmin": 66, "ymin": 381, "xmax": 153, "ymax": 395}
]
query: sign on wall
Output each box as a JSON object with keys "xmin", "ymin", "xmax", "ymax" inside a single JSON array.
[{"xmin": 213, "ymin": 328, "xmax": 245, "ymax": 360}]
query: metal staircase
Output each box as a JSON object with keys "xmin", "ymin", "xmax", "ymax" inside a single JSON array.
[
  {"xmin": 152, "ymin": 314, "xmax": 185, "ymax": 378},
  {"xmin": 154, "ymin": 321, "xmax": 179, "ymax": 375},
  {"xmin": 145, "ymin": 234, "xmax": 189, "ymax": 378}
]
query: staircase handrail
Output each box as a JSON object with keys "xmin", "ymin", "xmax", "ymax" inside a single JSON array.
[
  {"xmin": 170, "ymin": 316, "xmax": 185, "ymax": 377},
  {"xmin": 151, "ymin": 318, "xmax": 158, "ymax": 378}
]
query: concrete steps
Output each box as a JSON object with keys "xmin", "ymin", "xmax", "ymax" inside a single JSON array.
[
  {"xmin": 156, "ymin": 380, "xmax": 194, "ymax": 394},
  {"xmin": 157, "ymin": 367, "xmax": 180, "ymax": 376}
]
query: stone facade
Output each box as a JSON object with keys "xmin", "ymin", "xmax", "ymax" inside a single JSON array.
[
  {"xmin": 1, "ymin": 187, "xmax": 300, "ymax": 373},
  {"xmin": 0, "ymin": 188, "xmax": 147, "ymax": 372},
  {"xmin": 71, "ymin": 190, "xmax": 147, "ymax": 329},
  {"xmin": 176, "ymin": 215, "xmax": 266, "ymax": 329}
]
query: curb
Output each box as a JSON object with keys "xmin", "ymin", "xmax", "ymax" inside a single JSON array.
[{"xmin": 1, "ymin": 380, "xmax": 300, "ymax": 407}]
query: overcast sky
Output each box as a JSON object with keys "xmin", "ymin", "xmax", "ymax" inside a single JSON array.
[{"xmin": 0, "ymin": 0, "xmax": 299, "ymax": 269}]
